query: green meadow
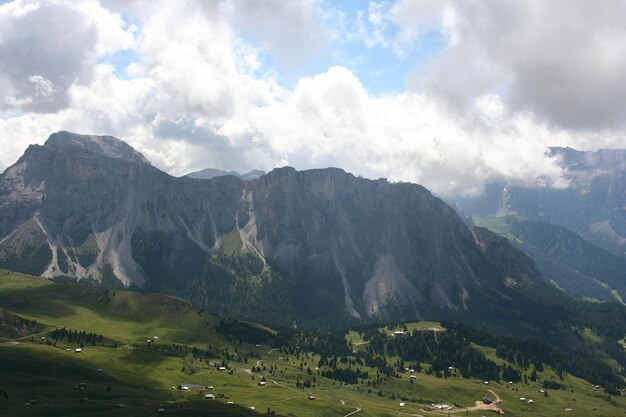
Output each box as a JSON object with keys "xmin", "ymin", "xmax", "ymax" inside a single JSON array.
[{"xmin": 1, "ymin": 269, "xmax": 625, "ymax": 417}]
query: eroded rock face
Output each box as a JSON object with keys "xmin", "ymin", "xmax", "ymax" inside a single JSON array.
[
  {"xmin": 244, "ymin": 167, "xmax": 509, "ymax": 320},
  {"xmin": 0, "ymin": 132, "xmax": 547, "ymax": 323},
  {"xmin": 0, "ymin": 132, "xmax": 243, "ymax": 287}
]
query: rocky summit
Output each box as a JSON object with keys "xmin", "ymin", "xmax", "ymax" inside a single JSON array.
[{"xmin": 0, "ymin": 132, "xmax": 551, "ymax": 325}]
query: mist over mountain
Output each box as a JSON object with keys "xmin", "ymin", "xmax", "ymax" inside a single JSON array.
[
  {"xmin": 456, "ymin": 147, "xmax": 626, "ymax": 258},
  {"xmin": 186, "ymin": 168, "xmax": 265, "ymax": 181},
  {"xmin": 0, "ymin": 132, "xmax": 560, "ymax": 325}
]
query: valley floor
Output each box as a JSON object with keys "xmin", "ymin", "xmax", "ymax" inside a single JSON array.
[{"xmin": 1, "ymin": 270, "xmax": 625, "ymax": 417}]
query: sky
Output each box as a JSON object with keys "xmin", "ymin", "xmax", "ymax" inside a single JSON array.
[{"xmin": 1, "ymin": 0, "xmax": 625, "ymax": 198}]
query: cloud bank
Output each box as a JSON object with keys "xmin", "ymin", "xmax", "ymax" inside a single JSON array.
[{"xmin": 0, "ymin": 0, "xmax": 625, "ymax": 198}]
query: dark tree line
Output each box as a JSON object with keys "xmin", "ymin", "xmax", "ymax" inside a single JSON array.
[
  {"xmin": 365, "ymin": 329, "xmax": 506, "ymax": 381},
  {"xmin": 274, "ymin": 330, "xmax": 351, "ymax": 358},
  {"xmin": 216, "ymin": 318, "xmax": 273, "ymax": 344},
  {"xmin": 51, "ymin": 328, "xmax": 102, "ymax": 346},
  {"xmin": 443, "ymin": 321, "xmax": 624, "ymax": 395},
  {"xmin": 320, "ymin": 367, "xmax": 369, "ymax": 384}
]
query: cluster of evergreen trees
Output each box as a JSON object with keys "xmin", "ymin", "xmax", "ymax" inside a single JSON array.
[
  {"xmin": 272, "ymin": 326, "xmax": 522, "ymax": 384},
  {"xmin": 443, "ymin": 321, "xmax": 624, "ymax": 395},
  {"xmin": 216, "ymin": 318, "xmax": 273, "ymax": 344},
  {"xmin": 364, "ymin": 329, "xmax": 513, "ymax": 382},
  {"xmin": 174, "ymin": 250, "xmax": 299, "ymax": 327},
  {"xmin": 320, "ymin": 367, "xmax": 369, "ymax": 384},
  {"xmin": 274, "ymin": 330, "xmax": 351, "ymax": 358},
  {"xmin": 50, "ymin": 327, "xmax": 102, "ymax": 346}
]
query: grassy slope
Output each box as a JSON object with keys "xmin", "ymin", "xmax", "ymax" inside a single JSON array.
[
  {"xmin": 0, "ymin": 269, "xmax": 625, "ymax": 417},
  {"xmin": 222, "ymin": 228, "xmax": 244, "ymax": 255},
  {"xmin": 473, "ymin": 215, "xmax": 623, "ymax": 303},
  {"xmin": 0, "ymin": 219, "xmax": 52, "ymax": 276}
]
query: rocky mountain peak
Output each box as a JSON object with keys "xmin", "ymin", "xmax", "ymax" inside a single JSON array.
[
  {"xmin": 43, "ymin": 131, "xmax": 151, "ymax": 165},
  {"xmin": 548, "ymin": 146, "xmax": 626, "ymax": 172},
  {"xmin": 186, "ymin": 167, "xmax": 265, "ymax": 181}
]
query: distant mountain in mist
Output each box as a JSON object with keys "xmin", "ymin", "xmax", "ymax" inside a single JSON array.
[
  {"xmin": 186, "ymin": 167, "xmax": 265, "ymax": 181},
  {"xmin": 456, "ymin": 147, "xmax": 626, "ymax": 258}
]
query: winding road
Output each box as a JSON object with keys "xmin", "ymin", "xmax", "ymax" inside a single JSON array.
[{"xmin": 343, "ymin": 407, "xmax": 362, "ymax": 417}]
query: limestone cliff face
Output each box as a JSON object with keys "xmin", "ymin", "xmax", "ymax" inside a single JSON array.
[
  {"xmin": 0, "ymin": 132, "xmax": 243, "ymax": 287},
  {"xmin": 0, "ymin": 132, "xmax": 547, "ymax": 323},
  {"xmin": 244, "ymin": 167, "xmax": 506, "ymax": 319}
]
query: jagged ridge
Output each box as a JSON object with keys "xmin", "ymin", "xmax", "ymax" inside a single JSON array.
[{"xmin": 0, "ymin": 132, "xmax": 551, "ymax": 324}]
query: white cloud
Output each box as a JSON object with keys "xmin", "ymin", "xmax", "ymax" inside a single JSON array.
[
  {"xmin": 247, "ymin": 67, "xmax": 576, "ymax": 196},
  {"xmin": 1, "ymin": 0, "xmax": 626, "ymax": 200},
  {"xmin": 0, "ymin": 115, "xmax": 54, "ymax": 169},
  {"xmin": 388, "ymin": 0, "xmax": 444, "ymax": 56},
  {"xmin": 0, "ymin": 0, "xmax": 134, "ymax": 112},
  {"xmin": 392, "ymin": 0, "xmax": 626, "ymax": 130},
  {"xmin": 225, "ymin": 0, "xmax": 331, "ymax": 71}
]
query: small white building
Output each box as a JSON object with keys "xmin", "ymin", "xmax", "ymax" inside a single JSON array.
[
  {"xmin": 75, "ymin": 348, "xmax": 82, "ymax": 353},
  {"xmin": 399, "ymin": 402, "xmax": 405, "ymax": 407},
  {"xmin": 258, "ymin": 381, "xmax": 267, "ymax": 386},
  {"xmin": 204, "ymin": 394, "xmax": 215, "ymax": 400}
]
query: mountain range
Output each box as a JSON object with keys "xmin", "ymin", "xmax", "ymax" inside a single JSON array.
[
  {"xmin": 474, "ymin": 215, "xmax": 626, "ymax": 303},
  {"xmin": 186, "ymin": 167, "xmax": 265, "ymax": 181},
  {"xmin": 456, "ymin": 147, "xmax": 626, "ymax": 258},
  {"xmin": 0, "ymin": 131, "xmax": 562, "ymax": 326}
]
